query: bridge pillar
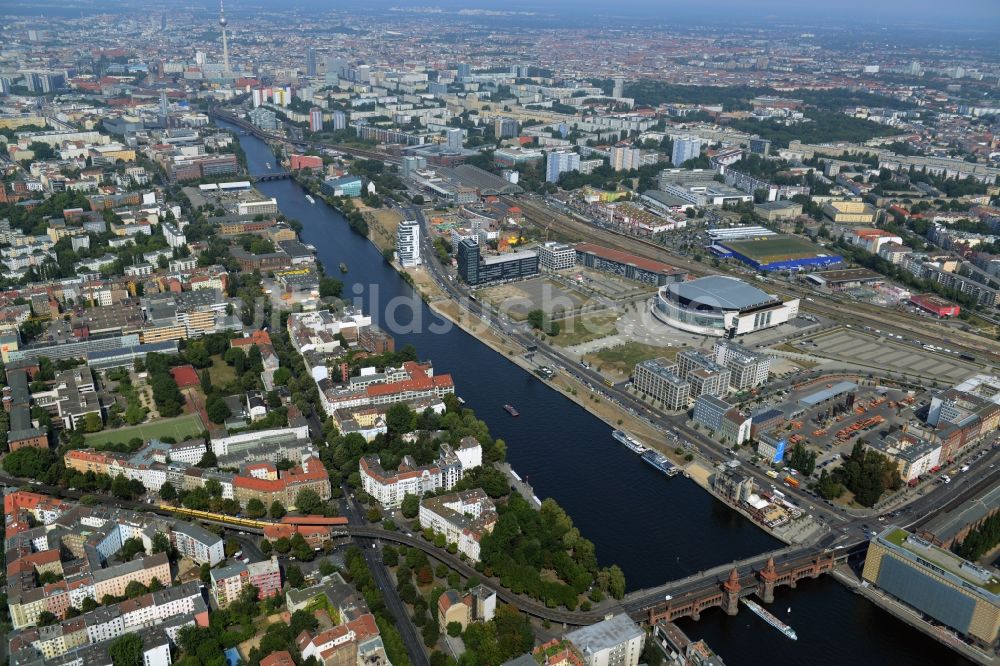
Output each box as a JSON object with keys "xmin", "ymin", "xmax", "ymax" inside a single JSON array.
[
  {"xmin": 758, "ymin": 556, "xmax": 777, "ymax": 604},
  {"xmin": 722, "ymin": 567, "xmax": 741, "ymax": 616}
]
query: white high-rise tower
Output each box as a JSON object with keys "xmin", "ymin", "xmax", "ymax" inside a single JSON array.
[{"xmin": 219, "ymin": 0, "xmax": 231, "ymax": 77}]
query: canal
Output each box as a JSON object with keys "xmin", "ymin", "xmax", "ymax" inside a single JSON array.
[{"xmin": 229, "ymin": 125, "xmax": 970, "ymax": 665}]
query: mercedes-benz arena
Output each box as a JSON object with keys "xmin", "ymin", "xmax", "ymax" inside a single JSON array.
[{"xmin": 652, "ymin": 275, "xmax": 799, "ymax": 336}]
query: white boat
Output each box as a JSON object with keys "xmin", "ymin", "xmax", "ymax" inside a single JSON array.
[
  {"xmin": 742, "ymin": 598, "xmax": 797, "ymax": 640},
  {"xmin": 306, "ymin": 194, "xmax": 315, "ymax": 204},
  {"xmin": 612, "ymin": 430, "xmax": 647, "ymax": 454}
]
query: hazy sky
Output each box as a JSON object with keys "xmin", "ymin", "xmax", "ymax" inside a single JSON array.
[{"xmin": 353, "ymin": 0, "xmax": 1000, "ymax": 28}]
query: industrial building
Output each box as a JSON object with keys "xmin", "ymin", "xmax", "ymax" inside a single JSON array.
[
  {"xmin": 575, "ymin": 242, "xmax": 686, "ymax": 286},
  {"xmin": 652, "ymin": 276, "xmax": 799, "ymax": 337},
  {"xmin": 910, "ymin": 293, "xmax": 961, "ymax": 317}
]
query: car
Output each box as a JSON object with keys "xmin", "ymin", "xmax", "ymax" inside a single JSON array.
[{"xmin": 664, "ymin": 594, "xmax": 673, "ymax": 601}]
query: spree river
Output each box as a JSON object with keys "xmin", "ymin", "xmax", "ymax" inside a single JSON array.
[{"xmin": 229, "ymin": 125, "xmax": 969, "ymax": 665}]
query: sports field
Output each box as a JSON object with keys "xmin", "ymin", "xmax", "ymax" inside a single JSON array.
[
  {"xmin": 723, "ymin": 235, "xmax": 823, "ymax": 263},
  {"xmin": 85, "ymin": 413, "xmax": 206, "ymax": 447}
]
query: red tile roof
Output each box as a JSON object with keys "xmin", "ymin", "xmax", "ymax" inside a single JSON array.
[{"xmin": 260, "ymin": 651, "xmax": 295, "ymax": 666}]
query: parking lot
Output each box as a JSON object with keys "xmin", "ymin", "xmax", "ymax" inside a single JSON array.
[{"xmin": 792, "ymin": 328, "xmax": 979, "ymax": 383}]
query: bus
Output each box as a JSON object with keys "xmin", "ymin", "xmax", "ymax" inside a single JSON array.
[{"xmin": 766, "ymin": 470, "xmax": 779, "ymax": 479}]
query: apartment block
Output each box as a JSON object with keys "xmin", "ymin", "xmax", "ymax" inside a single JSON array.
[
  {"xmin": 633, "ymin": 358, "xmax": 690, "ymax": 411},
  {"xmin": 418, "ymin": 489, "xmax": 498, "ymax": 562},
  {"xmin": 360, "ymin": 440, "xmax": 482, "ymax": 508}
]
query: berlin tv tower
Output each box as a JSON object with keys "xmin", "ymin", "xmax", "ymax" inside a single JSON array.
[{"xmin": 219, "ymin": 0, "xmax": 231, "ymax": 77}]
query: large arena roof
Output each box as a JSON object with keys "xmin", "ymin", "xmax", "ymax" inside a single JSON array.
[{"xmin": 664, "ymin": 276, "xmax": 777, "ymax": 311}]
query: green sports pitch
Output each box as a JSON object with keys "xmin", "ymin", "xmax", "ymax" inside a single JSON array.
[
  {"xmin": 722, "ymin": 235, "xmax": 824, "ymax": 263},
  {"xmin": 84, "ymin": 413, "xmax": 206, "ymax": 448}
]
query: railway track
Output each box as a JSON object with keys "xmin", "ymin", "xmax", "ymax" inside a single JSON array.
[{"xmin": 513, "ymin": 196, "xmax": 1000, "ymax": 364}]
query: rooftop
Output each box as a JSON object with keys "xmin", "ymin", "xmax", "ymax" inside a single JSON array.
[
  {"xmin": 665, "ymin": 276, "xmax": 777, "ymax": 311},
  {"xmin": 565, "ymin": 614, "xmax": 643, "ymax": 654},
  {"xmin": 878, "ymin": 527, "xmax": 1000, "ymax": 597}
]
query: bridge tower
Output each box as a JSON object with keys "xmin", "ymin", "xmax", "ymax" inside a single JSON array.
[
  {"xmin": 758, "ymin": 556, "xmax": 778, "ymax": 604},
  {"xmin": 722, "ymin": 567, "xmax": 741, "ymax": 616}
]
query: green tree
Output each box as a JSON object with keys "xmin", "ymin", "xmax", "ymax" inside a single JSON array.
[
  {"xmin": 3, "ymin": 447, "xmax": 55, "ymax": 479},
  {"xmin": 286, "ymin": 564, "xmax": 305, "ymax": 588},
  {"xmin": 124, "ymin": 403, "xmax": 147, "ymax": 425},
  {"xmin": 447, "ymin": 621, "xmax": 463, "ymax": 637},
  {"xmin": 206, "ymin": 395, "xmax": 231, "ymax": 424},
  {"xmin": 196, "ymin": 451, "xmax": 217, "ymax": 468},
  {"xmin": 152, "ymin": 532, "xmax": 171, "ymax": 555},
  {"xmin": 294, "ymin": 488, "xmax": 324, "ymax": 514},
  {"xmin": 788, "ymin": 443, "xmax": 817, "ymax": 476},
  {"xmin": 159, "ymin": 482, "xmax": 177, "ymax": 502},
  {"xmin": 269, "ymin": 500, "xmax": 287, "ymax": 519},
  {"xmin": 37, "ymin": 611, "xmax": 58, "ymax": 626},
  {"xmin": 205, "ymin": 478, "xmax": 223, "ymax": 498},
  {"xmin": 108, "ymin": 634, "xmax": 143, "ymax": 666},
  {"xmin": 112, "ymin": 474, "xmax": 133, "ymax": 499},
  {"xmin": 401, "ymin": 493, "xmax": 420, "ymax": 519},
  {"xmin": 319, "ymin": 277, "xmax": 344, "ymax": 298},
  {"xmin": 124, "ymin": 580, "xmax": 148, "ymax": 599},
  {"xmin": 78, "ymin": 412, "xmax": 103, "ymax": 433},
  {"xmin": 245, "ymin": 498, "xmax": 267, "ymax": 518},
  {"xmin": 28, "ymin": 141, "xmax": 55, "ymax": 160},
  {"xmin": 422, "ymin": 619, "xmax": 440, "ymax": 647}
]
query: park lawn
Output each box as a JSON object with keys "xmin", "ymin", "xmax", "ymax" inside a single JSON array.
[
  {"xmin": 208, "ymin": 354, "xmax": 236, "ymax": 386},
  {"xmin": 550, "ymin": 312, "xmax": 619, "ymax": 347},
  {"xmin": 85, "ymin": 413, "xmax": 205, "ymax": 448},
  {"xmin": 585, "ymin": 342, "xmax": 677, "ymax": 377}
]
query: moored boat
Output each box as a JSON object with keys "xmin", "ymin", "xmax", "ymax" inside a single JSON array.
[
  {"xmin": 641, "ymin": 450, "xmax": 679, "ymax": 476},
  {"xmin": 612, "ymin": 430, "xmax": 648, "ymax": 454}
]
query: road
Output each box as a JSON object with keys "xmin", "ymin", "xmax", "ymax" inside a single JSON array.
[{"xmin": 340, "ymin": 487, "xmax": 430, "ymax": 666}]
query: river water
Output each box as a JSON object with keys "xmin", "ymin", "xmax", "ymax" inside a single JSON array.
[{"xmin": 229, "ymin": 125, "xmax": 970, "ymax": 665}]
